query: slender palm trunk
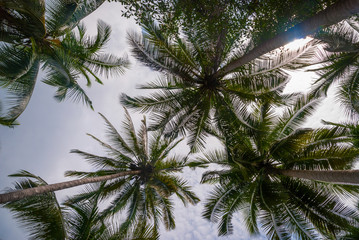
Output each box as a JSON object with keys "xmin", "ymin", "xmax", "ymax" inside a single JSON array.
[
  {"xmin": 215, "ymin": 0, "xmax": 359, "ymax": 78},
  {"xmin": 277, "ymin": 169, "xmax": 359, "ymax": 185},
  {"xmin": 0, "ymin": 170, "xmax": 140, "ymax": 204}
]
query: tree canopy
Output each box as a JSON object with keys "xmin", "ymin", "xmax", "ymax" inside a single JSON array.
[{"xmin": 2, "ymin": 0, "xmax": 359, "ymax": 239}]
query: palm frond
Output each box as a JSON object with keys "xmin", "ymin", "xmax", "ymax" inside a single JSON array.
[
  {"xmin": 258, "ymin": 181, "xmax": 291, "ymax": 240},
  {"xmin": 187, "ymin": 149, "xmax": 228, "ymax": 168},
  {"xmin": 122, "ymin": 108, "xmax": 142, "ymax": 159},
  {"xmin": 128, "ymin": 20, "xmax": 199, "ymax": 81},
  {"xmin": 1, "ymin": 55, "xmax": 40, "ymax": 124},
  {"xmin": 65, "ymin": 197, "xmax": 105, "ymax": 240},
  {"xmin": 97, "ymin": 113, "xmax": 136, "ymax": 156},
  {"xmin": 285, "ymin": 178, "xmax": 359, "ymax": 237},
  {"xmin": 0, "ymin": 0, "xmax": 46, "ymax": 41},
  {"xmin": 46, "ymin": 0, "xmax": 105, "ymax": 36},
  {"xmin": 275, "ymin": 94, "xmax": 322, "ymax": 138},
  {"xmin": 70, "ymin": 149, "xmax": 130, "ymax": 169},
  {"xmin": 42, "ymin": 56, "xmax": 94, "ymax": 109},
  {"xmin": 3, "ymin": 170, "xmax": 67, "ymax": 240}
]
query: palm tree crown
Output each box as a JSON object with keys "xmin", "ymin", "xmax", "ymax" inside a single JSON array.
[
  {"xmin": 3, "ymin": 171, "xmax": 159, "ymax": 240},
  {"xmin": 309, "ymin": 18, "xmax": 359, "ymax": 118},
  {"xmin": 121, "ymin": 17, "xmax": 313, "ymax": 151},
  {"xmin": 0, "ymin": 0, "xmax": 128, "ymax": 126},
  {"xmin": 189, "ymin": 96, "xmax": 359, "ymax": 239},
  {"xmin": 66, "ymin": 109, "xmax": 199, "ymax": 236}
]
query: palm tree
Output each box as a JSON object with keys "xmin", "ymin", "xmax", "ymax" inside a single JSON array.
[
  {"xmin": 188, "ymin": 95, "xmax": 359, "ymax": 238},
  {"xmin": 121, "ymin": 15, "xmax": 313, "ymax": 151},
  {"xmin": 0, "ymin": 168, "xmax": 140, "ymax": 204},
  {"xmin": 0, "ymin": 0, "xmax": 128, "ymax": 126},
  {"xmin": 3, "ymin": 170, "xmax": 67, "ymax": 239},
  {"xmin": 3, "ymin": 171, "xmax": 159, "ymax": 239},
  {"xmin": 65, "ymin": 108, "xmax": 199, "ymax": 235},
  {"xmin": 0, "ymin": 109, "xmax": 199, "ymax": 235},
  {"xmin": 305, "ymin": 18, "xmax": 359, "ymax": 118},
  {"xmin": 215, "ymin": 0, "xmax": 359, "ymax": 77}
]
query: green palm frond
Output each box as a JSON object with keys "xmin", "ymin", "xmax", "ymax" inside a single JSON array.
[
  {"xmin": 65, "ymin": 111, "xmax": 198, "ymax": 236},
  {"xmin": 0, "ymin": 99, "xmax": 18, "ymax": 126},
  {"xmin": 65, "ymin": 0, "xmax": 106, "ymax": 34},
  {"xmin": 260, "ymin": 39, "xmax": 317, "ymax": 71},
  {"xmin": 336, "ymin": 68, "xmax": 359, "ymax": 117},
  {"xmin": 63, "ymin": 20, "xmax": 129, "ymax": 79},
  {"xmin": 224, "ymin": 65, "xmax": 289, "ymax": 102},
  {"xmin": 202, "ymin": 183, "xmax": 239, "ymax": 224},
  {"xmin": 289, "ymin": 144, "xmax": 359, "ymax": 170},
  {"xmin": 122, "ymin": 86, "xmax": 216, "ymax": 152},
  {"xmin": 0, "ymin": 44, "xmax": 35, "ymax": 83},
  {"xmin": 3, "ymin": 170, "xmax": 67, "ymax": 240},
  {"xmin": 123, "ymin": 15, "xmax": 315, "ymax": 149},
  {"xmin": 100, "ymin": 181, "xmax": 140, "ymax": 219},
  {"xmin": 311, "ymin": 51, "xmax": 357, "ymax": 97},
  {"xmin": 257, "ymin": 179, "xmax": 292, "ymax": 240},
  {"xmin": 186, "ymin": 101, "xmax": 211, "ymax": 152},
  {"xmin": 0, "ymin": 44, "xmax": 39, "ymax": 126},
  {"xmin": 42, "ymin": 63, "xmax": 94, "ymax": 109},
  {"xmin": 156, "ymin": 191, "xmax": 175, "ymax": 230},
  {"xmin": 214, "ymin": 96, "xmax": 258, "ymax": 134},
  {"xmin": 97, "ymin": 113, "xmax": 135, "ymax": 157},
  {"xmin": 1, "ymin": 0, "xmax": 127, "ymax": 123},
  {"xmin": 309, "ymin": 19, "xmax": 359, "ymax": 116},
  {"xmin": 78, "ymin": 20, "xmax": 110, "ymax": 52},
  {"xmin": 321, "ymin": 120, "xmax": 359, "ymax": 148},
  {"xmin": 187, "ymin": 149, "xmax": 228, "ymax": 168},
  {"xmin": 194, "ymin": 91, "xmax": 359, "ymax": 237},
  {"xmin": 242, "ymin": 180, "xmax": 260, "ymax": 235},
  {"xmin": 274, "ymin": 94, "xmax": 322, "ymax": 138},
  {"xmin": 259, "ymin": 208, "xmax": 291, "ymax": 240},
  {"xmin": 122, "ymin": 108, "xmax": 142, "ymax": 157},
  {"xmin": 127, "ymin": 20, "xmax": 199, "ymax": 80},
  {"xmin": 107, "ymin": 221, "xmax": 159, "ymax": 240},
  {"xmin": 65, "ymin": 197, "xmax": 106, "ymax": 240},
  {"xmin": 285, "ymin": 179, "xmax": 359, "ymax": 237},
  {"xmin": 120, "ymin": 87, "xmax": 181, "ymax": 114},
  {"xmin": 66, "ymin": 181, "xmax": 123, "ymax": 205},
  {"xmin": 216, "ymin": 186, "xmax": 247, "ymax": 236},
  {"xmin": 45, "ymin": 0, "xmax": 78, "ymax": 36},
  {"xmin": 150, "ymin": 139, "xmax": 183, "ymax": 165},
  {"xmin": 84, "ymin": 52, "xmax": 128, "ymax": 78},
  {"xmin": 317, "ymin": 19, "xmax": 359, "ymax": 53},
  {"xmin": 269, "ymin": 128, "xmax": 313, "ymax": 160},
  {"xmin": 1, "ymin": 56, "xmax": 40, "ymax": 125},
  {"xmin": 118, "ymin": 184, "xmax": 141, "ymax": 234},
  {"xmin": 45, "ymin": 0, "xmax": 105, "ymax": 36},
  {"xmin": 0, "ymin": 0, "xmax": 46, "ymax": 42},
  {"xmin": 70, "ymin": 149, "xmax": 130, "ymax": 169},
  {"xmin": 281, "ymin": 203, "xmax": 320, "ymax": 240},
  {"xmin": 170, "ymin": 176, "xmax": 200, "ymax": 206}
]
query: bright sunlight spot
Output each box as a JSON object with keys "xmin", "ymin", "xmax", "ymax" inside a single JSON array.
[{"xmin": 284, "ymin": 36, "xmax": 313, "ymax": 50}]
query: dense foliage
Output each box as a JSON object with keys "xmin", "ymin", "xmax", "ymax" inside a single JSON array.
[
  {"xmin": 0, "ymin": 0, "xmax": 128, "ymax": 125},
  {"xmin": 2, "ymin": 0, "xmax": 359, "ymax": 239}
]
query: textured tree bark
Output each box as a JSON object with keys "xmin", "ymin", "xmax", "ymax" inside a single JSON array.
[
  {"xmin": 0, "ymin": 170, "xmax": 140, "ymax": 204},
  {"xmin": 215, "ymin": 0, "xmax": 359, "ymax": 78},
  {"xmin": 277, "ymin": 169, "xmax": 359, "ymax": 185}
]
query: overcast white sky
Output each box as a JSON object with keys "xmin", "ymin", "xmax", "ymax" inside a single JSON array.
[{"xmin": 0, "ymin": 2, "xmax": 351, "ymax": 240}]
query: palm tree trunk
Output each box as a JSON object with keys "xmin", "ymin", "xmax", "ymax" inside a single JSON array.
[
  {"xmin": 277, "ymin": 169, "xmax": 359, "ymax": 185},
  {"xmin": 215, "ymin": 0, "xmax": 359, "ymax": 78},
  {"xmin": 0, "ymin": 170, "xmax": 140, "ymax": 204}
]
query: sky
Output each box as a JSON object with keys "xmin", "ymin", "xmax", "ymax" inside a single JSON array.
[{"xmin": 0, "ymin": 2, "xmax": 353, "ymax": 240}]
